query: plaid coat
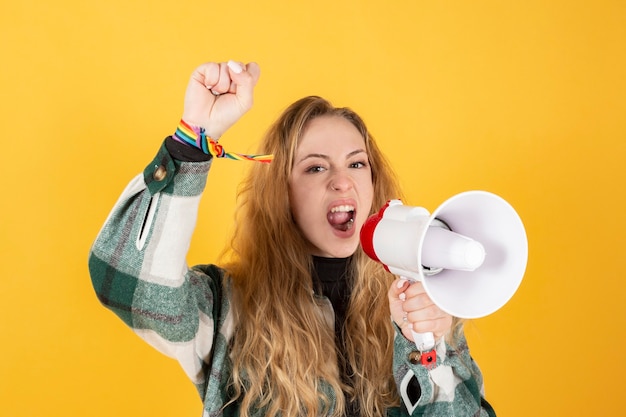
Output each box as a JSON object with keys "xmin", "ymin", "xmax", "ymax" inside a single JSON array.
[{"xmin": 88, "ymin": 139, "xmax": 496, "ymax": 417}]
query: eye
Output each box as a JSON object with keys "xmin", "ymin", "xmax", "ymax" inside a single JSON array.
[
  {"xmin": 305, "ymin": 165, "xmax": 327, "ymax": 173},
  {"xmin": 349, "ymin": 160, "xmax": 368, "ymax": 169}
]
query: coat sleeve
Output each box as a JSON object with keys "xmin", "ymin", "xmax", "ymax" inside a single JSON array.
[
  {"xmin": 391, "ymin": 325, "xmax": 497, "ymax": 417},
  {"xmin": 88, "ymin": 139, "xmax": 234, "ymax": 394}
]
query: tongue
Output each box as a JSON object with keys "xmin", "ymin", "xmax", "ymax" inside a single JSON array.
[{"xmin": 327, "ymin": 211, "xmax": 353, "ymax": 231}]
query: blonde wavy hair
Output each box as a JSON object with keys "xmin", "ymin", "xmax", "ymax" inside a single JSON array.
[{"xmin": 221, "ymin": 96, "xmax": 405, "ymax": 417}]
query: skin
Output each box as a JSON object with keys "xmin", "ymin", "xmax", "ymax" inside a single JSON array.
[
  {"xmin": 289, "ymin": 116, "xmax": 374, "ymax": 259},
  {"xmin": 390, "ymin": 279, "xmax": 453, "ymax": 341},
  {"xmin": 181, "ymin": 60, "xmax": 452, "ymax": 343}
]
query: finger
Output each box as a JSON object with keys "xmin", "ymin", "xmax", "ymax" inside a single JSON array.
[
  {"xmin": 244, "ymin": 61, "xmax": 261, "ymax": 84},
  {"xmin": 405, "ymin": 303, "xmax": 445, "ymax": 323},
  {"xmin": 411, "ymin": 315, "xmax": 453, "ymax": 339},
  {"xmin": 391, "ymin": 279, "xmax": 410, "ymax": 308},
  {"xmin": 191, "ymin": 62, "xmax": 221, "ymax": 90},
  {"xmin": 390, "ymin": 278, "xmax": 410, "ymax": 298},
  {"xmin": 388, "ymin": 278, "xmax": 410, "ymax": 327},
  {"xmin": 411, "ymin": 316, "xmax": 443, "ymax": 335},
  {"xmin": 228, "ymin": 61, "xmax": 261, "ymax": 111},
  {"xmin": 224, "ymin": 62, "xmax": 251, "ymax": 94},
  {"xmin": 402, "ymin": 291, "xmax": 435, "ymax": 313},
  {"xmin": 210, "ymin": 62, "xmax": 234, "ymax": 94},
  {"xmin": 403, "ymin": 280, "xmax": 427, "ymax": 298},
  {"xmin": 226, "ymin": 61, "xmax": 244, "ymax": 95}
]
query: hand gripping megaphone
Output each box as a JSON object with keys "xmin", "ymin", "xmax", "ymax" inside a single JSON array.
[{"xmin": 360, "ymin": 191, "xmax": 528, "ymax": 352}]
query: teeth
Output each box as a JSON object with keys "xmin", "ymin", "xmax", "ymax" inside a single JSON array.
[{"xmin": 330, "ymin": 205, "xmax": 355, "ymax": 213}]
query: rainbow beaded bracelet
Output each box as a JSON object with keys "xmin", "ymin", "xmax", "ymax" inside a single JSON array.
[{"xmin": 172, "ymin": 120, "xmax": 273, "ymax": 164}]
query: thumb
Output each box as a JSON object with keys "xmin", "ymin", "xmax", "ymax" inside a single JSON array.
[{"xmin": 228, "ymin": 61, "xmax": 260, "ymax": 112}]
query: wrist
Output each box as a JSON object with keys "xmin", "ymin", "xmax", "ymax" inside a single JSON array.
[
  {"xmin": 172, "ymin": 119, "xmax": 212, "ymax": 154},
  {"xmin": 171, "ymin": 119, "xmax": 274, "ymax": 164},
  {"xmin": 180, "ymin": 114, "xmax": 223, "ymax": 140}
]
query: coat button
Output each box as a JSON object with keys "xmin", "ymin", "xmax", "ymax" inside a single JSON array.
[
  {"xmin": 153, "ymin": 165, "xmax": 167, "ymax": 181},
  {"xmin": 408, "ymin": 351, "xmax": 422, "ymax": 365}
]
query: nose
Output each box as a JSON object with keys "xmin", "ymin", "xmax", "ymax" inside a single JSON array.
[{"xmin": 329, "ymin": 171, "xmax": 353, "ymax": 192}]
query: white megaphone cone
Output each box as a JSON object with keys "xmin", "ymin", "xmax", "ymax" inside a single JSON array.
[{"xmin": 360, "ymin": 191, "xmax": 528, "ymax": 352}]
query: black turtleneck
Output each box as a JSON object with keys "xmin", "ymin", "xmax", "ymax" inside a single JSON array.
[
  {"xmin": 312, "ymin": 256, "xmax": 351, "ymax": 338},
  {"xmin": 311, "ymin": 256, "xmax": 360, "ymax": 417}
]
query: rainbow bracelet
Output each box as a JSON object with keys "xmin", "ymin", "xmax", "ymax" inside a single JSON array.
[{"xmin": 173, "ymin": 120, "xmax": 273, "ymax": 164}]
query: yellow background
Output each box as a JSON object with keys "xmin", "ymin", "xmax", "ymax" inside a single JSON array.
[{"xmin": 1, "ymin": 1, "xmax": 624, "ymax": 416}]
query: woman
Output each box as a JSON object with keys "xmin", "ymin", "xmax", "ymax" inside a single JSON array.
[{"xmin": 88, "ymin": 60, "xmax": 495, "ymax": 417}]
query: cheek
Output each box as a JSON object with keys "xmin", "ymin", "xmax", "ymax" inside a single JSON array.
[
  {"xmin": 288, "ymin": 182, "xmax": 310, "ymax": 225},
  {"xmin": 289, "ymin": 198, "xmax": 304, "ymax": 225},
  {"xmin": 360, "ymin": 179, "xmax": 375, "ymax": 212},
  {"xmin": 289, "ymin": 199, "xmax": 320, "ymax": 244}
]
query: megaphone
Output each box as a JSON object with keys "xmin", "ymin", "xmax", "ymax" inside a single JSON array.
[{"xmin": 360, "ymin": 191, "xmax": 528, "ymax": 351}]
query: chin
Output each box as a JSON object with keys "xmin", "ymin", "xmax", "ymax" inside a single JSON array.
[{"xmin": 317, "ymin": 243, "xmax": 359, "ymax": 259}]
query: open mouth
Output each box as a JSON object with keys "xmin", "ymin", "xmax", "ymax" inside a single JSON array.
[{"xmin": 327, "ymin": 205, "xmax": 356, "ymax": 232}]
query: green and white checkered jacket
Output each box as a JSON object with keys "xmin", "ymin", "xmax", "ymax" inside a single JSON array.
[{"xmin": 88, "ymin": 139, "xmax": 496, "ymax": 417}]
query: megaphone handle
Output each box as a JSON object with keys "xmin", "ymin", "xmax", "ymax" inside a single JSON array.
[{"xmin": 411, "ymin": 330, "xmax": 435, "ymax": 352}]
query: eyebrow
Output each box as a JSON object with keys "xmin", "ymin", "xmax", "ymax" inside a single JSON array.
[{"xmin": 296, "ymin": 149, "xmax": 367, "ymax": 165}]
